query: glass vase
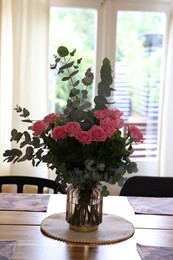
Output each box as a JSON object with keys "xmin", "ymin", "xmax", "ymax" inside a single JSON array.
[{"xmin": 66, "ymin": 184, "xmax": 103, "ymax": 232}]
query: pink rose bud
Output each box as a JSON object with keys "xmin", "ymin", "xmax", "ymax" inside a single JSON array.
[
  {"xmin": 31, "ymin": 120, "xmax": 49, "ymax": 136},
  {"xmin": 43, "ymin": 113, "xmax": 61, "ymax": 124},
  {"xmin": 128, "ymin": 125, "xmax": 144, "ymax": 142}
]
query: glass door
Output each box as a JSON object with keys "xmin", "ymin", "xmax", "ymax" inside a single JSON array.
[
  {"xmin": 49, "ymin": 6, "xmax": 97, "ymax": 113},
  {"xmin": 114, "ymin": 11, "xmax": 166, "ymax": 161}
]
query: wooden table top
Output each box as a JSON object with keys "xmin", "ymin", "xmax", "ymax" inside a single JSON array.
[{"xmin": 0, "ymin": 194, "xmax": 173, "ymax": 260}]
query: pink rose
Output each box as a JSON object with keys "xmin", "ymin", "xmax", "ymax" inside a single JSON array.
[
  {"xmin": 100, "ymin": 116, "xmax": 124, "ymax": 131},
  {"xmin": 90, "ymin": 125, "xmax": 107, "ymax": 142},
  {"xmin": 115, "ymin": 118, "xmax": 124, "ymax": 129},
  {"xmin": 100, "ymin": 118, "xmax": 116, "ymax": 137},
  {"xmin": 104, "ymin": 125, "xmax": 116, "ymax": 137},
  {"xmin": 75, "ymin": 130, "xmax": 92, "ymax": 144},
  {"xmin": 52, "ymin": 126, "xmax": 67, "ymax": 140},
  {"xmin": 94, "ymin": 108, "xmax": 123, "ymax": 120},
  {"xmin": 128, "ymin": 125, "xmax": 143, "ymax": 142},
  {"xmin": 43, "ymin": 113, "xmax": 60, "ymax": 124},
  {"xmin": 31, "ymin": 120, "xmax": 49, "ymax": 136},
  {"xmin": 109, "ymin": 108, "xmax": 123, "ymax": 119},
  {"xmin": 65, "ymin": 121, "xmax": 81, "ymax": 136},
  {"xmin": 94, "ymin": 108, "xmax": 110, "ymax": 119},
  {"xmin": 100, "ymin": 117, "xmax": 114, "ymax": 128}
]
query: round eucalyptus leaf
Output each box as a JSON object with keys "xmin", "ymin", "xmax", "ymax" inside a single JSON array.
[{"xmin": 57, "ymin": 46, "xmax": 69, "ymax": 57}]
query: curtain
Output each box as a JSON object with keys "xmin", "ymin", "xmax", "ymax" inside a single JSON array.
[
  {"xmin": 159, "ymin": 2, "xmax": 173, "ymax": 177},
  {"xmin": 0, "ymin": 0, "xmax": 50, "ymax": 177}
]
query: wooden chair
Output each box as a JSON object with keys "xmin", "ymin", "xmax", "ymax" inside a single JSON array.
[
  {"xmin": 119, "ymin": 175, "xmax": 173, "ymax": 197},
  {"xmin": 0, "ymin": 175, "xmax": 66, "ymax": 194}
]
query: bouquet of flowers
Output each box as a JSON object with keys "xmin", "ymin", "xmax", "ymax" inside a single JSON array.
[{"xmin": 3, "ymin": 46, "xmax": 143, "ymax": 196}]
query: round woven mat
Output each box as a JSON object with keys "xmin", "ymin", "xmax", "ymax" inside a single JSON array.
[{"xmin": 40, "ymin": 213, "xmax": 134, "ymax": 245}]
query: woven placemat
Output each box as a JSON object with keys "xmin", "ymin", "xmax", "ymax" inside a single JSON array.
[
  {"xmin": 0, "ymin": 240, "xmax": 18, "ymax": 259},
  {"xmin": 0, "ymin": 193, "xmax": 50, "ymax": 212},
  {"xmin": 40, "ymin": 213, "xmax": 134, "ymax": 245}
]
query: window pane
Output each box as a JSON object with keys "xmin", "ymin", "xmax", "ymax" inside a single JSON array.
[
  {"xmin": 114, "ymin": 11, "xmax": 166, "ymax": 158},
  {"xmin": 49, "ymin": 7, "xmax": 97, "ymax": 113}
]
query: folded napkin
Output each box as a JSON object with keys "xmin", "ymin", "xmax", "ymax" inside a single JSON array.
[
  {"xmin": 137, "ymin": 243, "xmax": 173, "ymax": 260},
  {"xmin": 128, "ymin": 197, "xmax": 173, "ymax": 215},
  {"xmin": 0, "ymin": 193, "xmax": 50, "ymax": 212},
  {"xmin": 0, "ymin": 240, "xmax": 17, "ymax": 260}
]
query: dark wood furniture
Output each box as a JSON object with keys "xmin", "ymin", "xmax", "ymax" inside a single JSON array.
[
  {"xmin": 119, "ymin": 175, "xmax": 173, "ymax": 197},
  {"xmin": 0, "ymin": 175, "xmax": 66, "ymax": 194}
]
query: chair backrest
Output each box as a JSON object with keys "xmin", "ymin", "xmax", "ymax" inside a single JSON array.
[
  {"xmin": 119, "ymin": 175, "xmax": 173, "ymax": 197},
  {"xmin": 0, "ymin": 175, "xmax": 66, "ymax": 194}
]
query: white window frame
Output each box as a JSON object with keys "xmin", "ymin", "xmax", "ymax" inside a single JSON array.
[{"xmin": 49, "ymin": 0, "xmax": 171, "ymax": 177}]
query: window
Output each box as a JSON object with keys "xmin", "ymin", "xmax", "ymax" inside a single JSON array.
[
  {"xmin": 49, "ymin": 0, "xmax": 170, "ymax": 176},
  {"xmin": 49, "ymin": 6, "xmax": 97, "ymax": 113},
  {"xmin": 114, "ymin": 11, "xmax": 166, "ymax": 158}
]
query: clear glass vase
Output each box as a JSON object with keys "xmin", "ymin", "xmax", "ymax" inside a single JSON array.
[{"xmin": 66, "ymin": 184, "xmax": 103, "ymax": 232}]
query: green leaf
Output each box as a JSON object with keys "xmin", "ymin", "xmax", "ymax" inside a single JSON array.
[
  {"xmin": 127, "ymin": 162, "xmax": 138, "ymax": 173},
  {"xmin": 14, "ymin": 105, "xmax": 22, "ymax": 113},
  {"xmin": 70, "ymin": 49, "xmax": 76, "ymax": 56},
  {"xmin": 70, "ymin": 109, "xmax": 87, "ymax": 122},
  {"xmin": 69, "ymin": 88, "xmax": 80, "ymax": 97},
  {"xmin": 59, "ymin": 61, "xmax": 74, "ymax": 72},
  {"xmin": 98, "ymin": 82, "xmax": 111, "ymax": 96},
  {"xmin": 57, "ymin": 46, "xmax": 69, "ymax": 57},
  {"xmin": 26, "ymin": 146, "xmax": 34, "ymax": 160},
  {"xmin": 108, "ymin": 175, "xmax": 116, "ymax": 184},
  {"xmin": 10, "ymin": 129, "xmax": 23, "ymax": 142},
  {"xmin": 32, "ymin": 137, "xmax": 42, "ymax": 148},
  {"xmin": 9, "ymin": 129, "xmax": 15, "ymax": 140},
  {"xmin": 82, "ymin": 68, "xmax": 94, "ymax": 86},
  {"xmin": 100, "ymin": 58, "xmax": 113, "ymax": 85},
  {"xmin": 104, "ymin": 172, "xmax": 109, "ymax": 182},
  {"xmin": 24, "ymin": 131, "xmax": 31, "ymax": 141},
  {"xmin": 94, "ymin": 57, "xmax": 114, "ymax": 109},
  {"xmin": 55, "ymin": 57, "xmax": 61, "ymax": 63},
  {"xmin": 118, "ymin": 177, "xmax": 126, "ymax": 187},
  {"xmin": 77, "ymin": 58, "xmax": 82, "ymax": 64},
  {"xmin": 102, "ymin": 185, "xmax": 109, "ymax": 196},
  {"xmin": 20, "ymin": 108, "xmax": 30, "ymax": 118},
  {"xmin": 73, "ymin": 80, "xmax": 80, "ymax": 87},
  {"xmin": 32, "ymin": 159, "xmax": 35, "ymax": 167},
  {"xmin": 115, "ymin": 166, "xmax": 127, "ymax": 175},
  {"xmin": 20, "ymin": 131, "xmax": 31, "ymax": 148},
  {"xmin": 70, "ymin": 70, "xmax": 79, "ymax": 77},
  {"xmin": 35, "ymin": 148, "xmax": 44, "ymax": 159},
  {"xmin": 94, "ymin": 95, "xmax": 107, "ymax": 104},
  {"xmin": 18, "ymin": 146, "xmax": 34, "ymax": 162},
  {"xmin": 21, "ymin": 119, "xmax": 33, "ymax": 123},
  {"xmin": 62, "ymin": 76, "xmax": 71, "ymax": 81},
  {"xmin": 3, "ymin": 149, "xmax": 22, "ymax": 163},
  {"xmin": 92, "ymin": 171, "xmax": 100, "ymax": 181},
  {"xmin": 93, "ymin": 96, "xmax": 108, "ymax": 110},
  {"xmin": 78, "ymin": 102, "xmax": 91, "ymax": 110},
  {"xmin": 50, "ymin": 63, "xmax": 57, "ymax": 69},
  {"xmin": 35, "ymin": 161, "xmax": 41, "ymax": 167},
  {"xmin": 3, "ymin": 149, "xmax": 22, "ymax": 157},
  {"xmin": 81, "ymin": 90, "xmax": 88, "ymax": 99}
]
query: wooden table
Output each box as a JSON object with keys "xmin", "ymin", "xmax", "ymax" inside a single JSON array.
[{"xmin": 0, "ymin": 194, "xmax": 173, "ymax": 260}]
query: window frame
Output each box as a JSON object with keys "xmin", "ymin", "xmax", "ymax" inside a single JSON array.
[{"xmin": 49, "ymin": 0, "xmax": 171, "ymax": 176}]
